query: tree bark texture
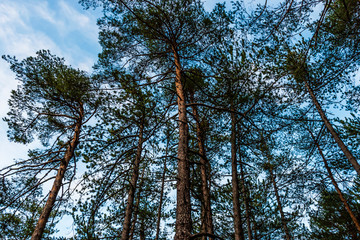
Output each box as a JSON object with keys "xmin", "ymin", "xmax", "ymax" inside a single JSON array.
[
  {"xmin": 173, "ymin": 47, "xmax": 192, "ymax": 240},
  {"xmin": 304, "ymin": 79, "xmax": 360, "ymax": 175},
  {"xmin": 190, "ymin": 91, "xmax": 214, "ymax": 239},
  {"xmin": 309, "ymin": 130, "xmax": 360, "ymax": 233},
  {"xmin": 231, "ymin": 111, "xmax": 245, "ymax": 240},
  {"xmin": 268, "ymin": 167, "xmax": 292, "ymax": 240},
  {"xmin": 121, "ymin": 123, "xmax": 145, "ymax": 240},
  {"xmin": 31, "ymin": 105, "xmax": 83, "ymax": 240}
]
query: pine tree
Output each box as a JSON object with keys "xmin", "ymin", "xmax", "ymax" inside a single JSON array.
[{"xmin": 1, "ymin": 50, "xmax": 97, "ymax": 239}]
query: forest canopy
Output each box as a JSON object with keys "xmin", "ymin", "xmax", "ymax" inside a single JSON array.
[{"xmin": 1, "ymin": 0, "xmax": 360, "ymax": 239}]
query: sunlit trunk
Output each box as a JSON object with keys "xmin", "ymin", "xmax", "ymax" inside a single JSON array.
[
  {"xmin": 173, "ymin": 47, "xmax": 192, "ymax": 240},
  {"xmin": 31, "ymin": 105, "xmax": 83, "ymax": 240}
]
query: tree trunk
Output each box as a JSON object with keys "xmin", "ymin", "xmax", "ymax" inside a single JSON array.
[
  {"xmin": 173, "ymin": 47, "xmax": 192, "ymax": 240},
  {"xmin": 155, "ymin": 140, "xmax": 168, "ymax": 240},
  {"xmin": 31, "ymin": 106, "xmax": 83, "ymax": 240},
  {"xmin": 129, "ymin": 166, "xmax": 146, "ymax": 240},
  {"xmin": 304, "ymin": 79, "xmax": 360, "ymax": 175},
  {"xmin": 121, "ymin": 122, "xmax": 145, "ymax": 240},
  {"xmin": 190, "ymin": 91, "xmax": 214, "ymax": 239},
  {"xmin": 231, "ymin": 111, "xmax": 245, "ymax": 240},
  {"xmin": 268, "ymin": 167, "xmax": 291, "ymax": 240},
  {"xmin": 140, "ymin": 218, "xmax": 145, "ymax": 240},
  {"xmin": 239, "ymin": 157, "xmax": 253, "ymax": 240},
  {"xmin": 308, "ymin": 130, "xmax": 360, "ymax": 233},
  {"xmin": 128, "ymin": 196, "xmax": 140, "ymax": 240}
]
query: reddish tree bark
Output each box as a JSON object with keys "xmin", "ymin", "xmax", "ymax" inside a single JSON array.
[
  {"xmin": 173, "ymin": 47, "xmax": 192, "ymax": 240},
  {"xmin": 31, "ymin": 105, "xmax": 84, "ymax": 240}
]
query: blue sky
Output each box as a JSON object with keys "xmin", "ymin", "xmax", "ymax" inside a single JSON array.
[
  {"xmin": 0, "ymin": 0, "xmax": 220, "ymax": 237},
  {"xmin": 0, "ymin": 0, "xmax": 102, "ymax": 236},
  {"xmin": 0, "ymin": 0, "xmax": 101, "ymax": 167},
  {"xmin": 0, "ymin": 0, "xmax": 222, "ymax": 177},
  {"xmin": 1, "ymin": 0, "xmax": 358, "ymax": 237}
]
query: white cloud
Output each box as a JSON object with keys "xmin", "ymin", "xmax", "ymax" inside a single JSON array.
[
  {"xmin": 0, "ymin": 1, "xmax": 28, "ymax": 29},
  {"xmin": 33, "ymin": 2, "xmax": 57, "ymax": 24},
  {"xmin": 0, "ymin": 2, "xmax": 101, "ymax": 237},
  {"xmin": 77, "ymin": 57, "xmax": 97, "ymax": 72},
  {"xmin": 0, "ymin": 0, "xmax": 100, "ymax": 169},
  {"xmin": 0, "ymin": 1, "xmax": 61, "ymax": 58},
  {"xmin": 59, "ymin": 0, "xmax": 91, "ymax": 28}
]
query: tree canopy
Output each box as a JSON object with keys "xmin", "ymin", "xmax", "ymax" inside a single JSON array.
[{"xmin": 1, "ymin": 0, "xmax": 360, "ymax": 239}]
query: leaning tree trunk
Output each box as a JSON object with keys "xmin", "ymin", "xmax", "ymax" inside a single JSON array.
[
  {"xmin": 173, "ymin": 47, "xmax": 192, "ymax": 240},
  {"xmin": 129, "ymin": 166, "xmax": 147, "ymax": 240},
  {"xmin": 129, "ymin": 194, "xmax": 140, "ymax": 240},
  {"xmin": 231, "ymin": 110, "xmax": 245, "ymax": 240},
  {"xmin": 308, "ymin": 130, "xmax": 360, "ymax": 233},
  {"xmin": 304, "ymin": 78, "xmax": 360, "ymax": 176},
  {"xmin": 31, "ymin": 105, "xmax": 83, "ymax": 240},
  {"xmin": 121, "ymin": 122, "xmax": 145, "ymax": 240},
  {"xmin": 268, "ymin": 167, "xmax": 291, "ymax": 240},
  {"xmin": 190, "ymin": 91, "xmax": 214, "ymax": 239}
]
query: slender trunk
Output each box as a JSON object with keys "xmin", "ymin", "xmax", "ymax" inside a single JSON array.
[
  {"xmin": 121, "ymin": 123, "xmax": 145, "ymax": 240},
  {"xmin": 190, "ymin": 92, "xmax": 213, "ymax": 239},
  {"xmin": 31, "ymin": 105, "xmax": 83, "ymax": 240},
  {"xmin": 154, "ymin": 160, "xmax": 166, "ymax": 240},
  {"xmin": 308, "ymin": 130, "xmax": 360, "ymax": 233},
  {"xmin": 304, "ymin": 79, "xmax": 360, "ymax": 175},
  {"xmin": 129, "ymin": 166, "xmax": 146, "ymax": 240},
  {"xmin": 139, "ymin": 218, "xmax": 145, "ymax": 240},
  {"xmin": 155, "ymin": 142, "xmax": 168, "ymax": 240},
  {"xmin": 239, "ymin": 158, "xmax": 253, "ymax": 240},
  {"xmin": 231, "ymin": 111, "xmax": 245, "ymax": 240},
  {"xmin": 253, "ymin": 221, "xmax": 259, "ymax": 240},
  {"xmin": 268, "ymin": 168, "xmax": 291, "ymax": 240},
  {"xmin": 128, "ymin": 196, "xmax": 140, "ymax": 240},
  {"xmin": 173, "ymin": 47, "xmax": 192, "ymax": 240}
]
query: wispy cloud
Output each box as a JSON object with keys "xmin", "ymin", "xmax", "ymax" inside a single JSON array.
[
  {"xmin": 0, "ymin": 2, "xmax": 101, "ymax": 236},
  {"xmin": 60, "ymin": 0, "xmax": 91, "ymax": 28},
  {"xmin": 0, "ymin": 0, "xmax": 101, "ymax": 166},
  {"xmin": 0, "ymin": 1, "xmax": 60, "ymax": 58}
]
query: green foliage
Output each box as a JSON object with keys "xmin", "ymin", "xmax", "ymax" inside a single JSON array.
[
  {"xmin": 310, "ymin": 189, "xmax": 360, "ymax": 239},
  {"xmin": 3, "ymin": 0, "xmax": 360, "ymax": 238},
  {"xmin": 0, "ymin": 176, "xmax": 59, "ymax": 239},
  {"xmin": 3, "ymin": 50, "xmax": 94, "ymax": 145}
]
